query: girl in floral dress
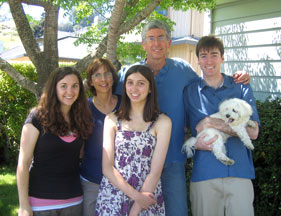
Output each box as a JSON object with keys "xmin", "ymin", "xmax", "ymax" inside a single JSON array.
[{"xmin": 95, "ymin": 65, "xmax": 172, "ymax": 216}]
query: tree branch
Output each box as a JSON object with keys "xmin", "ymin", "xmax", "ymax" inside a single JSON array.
[
  {"xmin": 0, "ymin": 58, "xmax": 39, "ymax": 96},
  {"xmin": 38, "ymin": 3, "xmax": 59, "ymax": 85},
  {"xmin": 118, "ymin": 0, "xmax": 139, "ymax": 29},
  {"xmin": 43, "ymin": 4, "xmax": 59, "ymax": 58},
  {"xmin": 107, "ymin": 0, "xmax": 125, "ymax": 65},
  {"xmin": 8, "ymin": 0, "xmax": 41, "ymax": 68},
  {"xmin": 74, "ymin": 36, "xmax": 108, "ymax": 73},
  {"xmin": 118, "ymin": 0, "xmax": 162, "ymax": 35},
  {"xmin": 74, "ymin": 0, "xmax": 162, "ymax": 73}
]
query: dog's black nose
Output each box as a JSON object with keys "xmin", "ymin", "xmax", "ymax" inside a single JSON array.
[{"xmin": 226, "ymin": 114, "xmax": 230, "ymax": 118}]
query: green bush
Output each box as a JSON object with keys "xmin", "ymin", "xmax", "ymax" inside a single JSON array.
[
  {"xmin": 253, "ymin": 97, "xmax": 281, "ymax": 216},
  {"xmin": 0, "ymin": 63, "xmax": 37, "ymax": 165},
  {"xmin": 0, "ymin": 63, "xmax": 78, "ymax": 166}
]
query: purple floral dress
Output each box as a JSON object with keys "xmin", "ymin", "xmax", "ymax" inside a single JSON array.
[{"xmin": 95, "ymin": 119, "xmax": 165, "ymax": 215}]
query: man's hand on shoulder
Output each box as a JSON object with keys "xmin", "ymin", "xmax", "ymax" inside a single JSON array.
[{"xmin": 233, "ymin": 71, "xmax": 250, "ymax": 84}]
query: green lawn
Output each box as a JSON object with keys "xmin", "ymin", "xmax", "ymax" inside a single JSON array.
[{"xmin": 0, "ymin": 166, "xmax": 18, "ymax": 216}]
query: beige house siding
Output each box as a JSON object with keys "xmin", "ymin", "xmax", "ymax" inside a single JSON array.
[
  {"xmin": 212, "ymin": 0, "xmax": 281, "ymax": 101},
  {"xmin": 168, "ymin": 44, "xmax": 201, "ymax": 76},
  {"xmin": 190, "ymin": 10, "xmax": 205, "ymax": 38},
  {"xmin": 169, "ymin": 8, "xmax": 204, "ymax": 38},
  {"xmin": 167, "ymin": 8, "xmax": 204, "ymax": 75},
  {"xmin": 169, "ymin": 9, "xmax": 190, "ymax": 38}
]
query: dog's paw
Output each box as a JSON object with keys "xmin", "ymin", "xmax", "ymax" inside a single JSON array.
[
  {"xmin": 243, "ymin": 137, "xmax": 254, "ymax": 150},
  {"xmin": 213, "ymin": 150, "xmax": 235, "ymax": 165},
  {"xmin": 221, "ymin": 158, "xmax": 235, "ymax": 165},
  {"xmin": 182, "ymin": 144, "xmax": 195, "ymax": 158},
  {"xmin": 246, "ymin": 143, "xmax": 254, "ymax": 150},
  {"xmin": 247, "ymin": 120, "xmax": 256, "ymax": 128},
  {"xmin": 182, "ymin": 139, "xmax": 196, "ymax": 158}
]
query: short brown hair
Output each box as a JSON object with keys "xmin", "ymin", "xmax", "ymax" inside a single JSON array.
[
  {"xmin": 87, "ymin": 58, "xmax": 118, "ymax": 95},
  {"xmin": 196, "ymin": 35, "xmax": 224, "ymax": 58}
]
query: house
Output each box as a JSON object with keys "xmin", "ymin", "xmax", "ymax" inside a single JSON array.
[
  {"xmin": 211, "ymin": 0, "xmax": 281, "ymax": 101},
  {"xmin": 0, "ymin": 31, "xmax": 91, "ymax": 62}
]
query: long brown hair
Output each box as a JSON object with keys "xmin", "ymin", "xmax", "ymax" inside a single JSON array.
[
  {"xmin": 115, "ymin": 65, "xmax": 160, "ymax": 122},
  {"xmin": 36, "ymin": 67, "xmax": 92, "ymax": 139}
]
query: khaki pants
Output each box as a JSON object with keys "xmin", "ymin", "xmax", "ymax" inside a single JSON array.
[{"xmin": 190, "ymin": 177, "xmax": 254, "ymax": 216}]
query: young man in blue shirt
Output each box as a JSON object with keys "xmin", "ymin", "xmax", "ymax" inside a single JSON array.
[
  {"xmin": 183, "ymin": 35, "xmax": 259, "ymax": 216},
  {"xmin": 117, "ymin": 21, "xmax": 250, "ymax": 216}
]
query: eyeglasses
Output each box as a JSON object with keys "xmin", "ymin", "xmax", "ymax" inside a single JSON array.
[
  {"xmin": 92, "ymin": 72, "xmax": 112, "ymax": 80},
  {"xmin": 145, "ymin": 35, "xmax": 167, "ymax": 43}
]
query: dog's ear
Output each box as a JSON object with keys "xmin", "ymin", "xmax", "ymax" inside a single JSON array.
[
  {"xmin": 219, "ymin": 99, "xmax": 228, "ymax": 112},
  {"xmin": 239, "ymin": 100, "xmax": 253, "ymax": 117}
]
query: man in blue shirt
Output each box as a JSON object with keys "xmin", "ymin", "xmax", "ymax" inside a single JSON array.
[
  {"xmin": 183, "ymin": 35, "xmax": 259, "ymax": 216},
  {"xmin": 117, "ymin": 21, "xmax": 250, "ymax": 216}
]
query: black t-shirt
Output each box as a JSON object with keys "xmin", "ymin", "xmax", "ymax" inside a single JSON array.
[{"xmin": 25, "ymin": 110, "xmax": 83, "ymax": 199}]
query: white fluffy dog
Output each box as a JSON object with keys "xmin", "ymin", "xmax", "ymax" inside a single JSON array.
[{"xmin": 182, "ymin": 98, "xmax": 256, "ymax": 165}]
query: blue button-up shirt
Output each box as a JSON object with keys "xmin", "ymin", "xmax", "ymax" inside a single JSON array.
[{"xmin": 183, "ymin": 74, "xmax": 260, "ymax": 182}]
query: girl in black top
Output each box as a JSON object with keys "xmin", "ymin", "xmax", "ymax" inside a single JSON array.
[{"xmin": 17, "ymin": 67, "xmax": 92, "ymax": 216}]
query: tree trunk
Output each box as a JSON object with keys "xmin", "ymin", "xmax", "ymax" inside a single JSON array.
[
  {"xmin": 107, "ymin": 0, "xmax": 125, "ymax": 67},
  {"xmin": 37, "ymin": 3, "xmax": 59, "ymax": 93},
  {"xmin": 6, "ymin": 0, "xmax": 60, "ymax": 98}
]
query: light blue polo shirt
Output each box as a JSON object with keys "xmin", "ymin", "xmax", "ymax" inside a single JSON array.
[
  {"xmin": 116, "ymin": 58, "xmax": 199, "ymax": 164},
  {"xmin": 183, "ymin": 74, "xmax": 260, "ymax": 182}
]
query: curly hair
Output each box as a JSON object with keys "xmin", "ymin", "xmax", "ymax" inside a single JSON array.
[{"xmin": 36, "ymin": 67, "xmax": 92, "ymax": 139}]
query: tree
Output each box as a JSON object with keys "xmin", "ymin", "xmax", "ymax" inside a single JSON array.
[{"xmin": 0, "ymin": 0, "xmax": 216, "ymax": 99}]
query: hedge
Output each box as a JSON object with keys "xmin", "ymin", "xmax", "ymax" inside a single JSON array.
[
  {"xmin": 252, "ymin": 97, "xmax": 281, "ymax": 216},
  {"xmin": 0, "ymin": 63, "xmax": 37, "ymax": 165},
  {"xmin": 0, "ymin": 63, "xmax": 76, "ymax": 165}
]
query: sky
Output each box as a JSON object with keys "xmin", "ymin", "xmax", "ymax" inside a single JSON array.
[{"xmin": 0, "ymin": 2, "xmax": 67, "ymax": 23}]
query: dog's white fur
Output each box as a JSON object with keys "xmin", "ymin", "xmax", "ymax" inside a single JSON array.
[{"xmin": 182, "ymin": 98, "xmax": 256, "ymax": 165}]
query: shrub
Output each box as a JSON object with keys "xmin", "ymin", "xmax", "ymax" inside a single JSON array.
[
  {"xmin": 0, "ymin": 62, "xmax": 79, "ymax": 165},
  {"xmin": 253, "ymin": 97, "xmax": 281, "ymax": 216},
  {"xmin": 0, "ymin": 63, "xmax": 37, "ymax": 165}
]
